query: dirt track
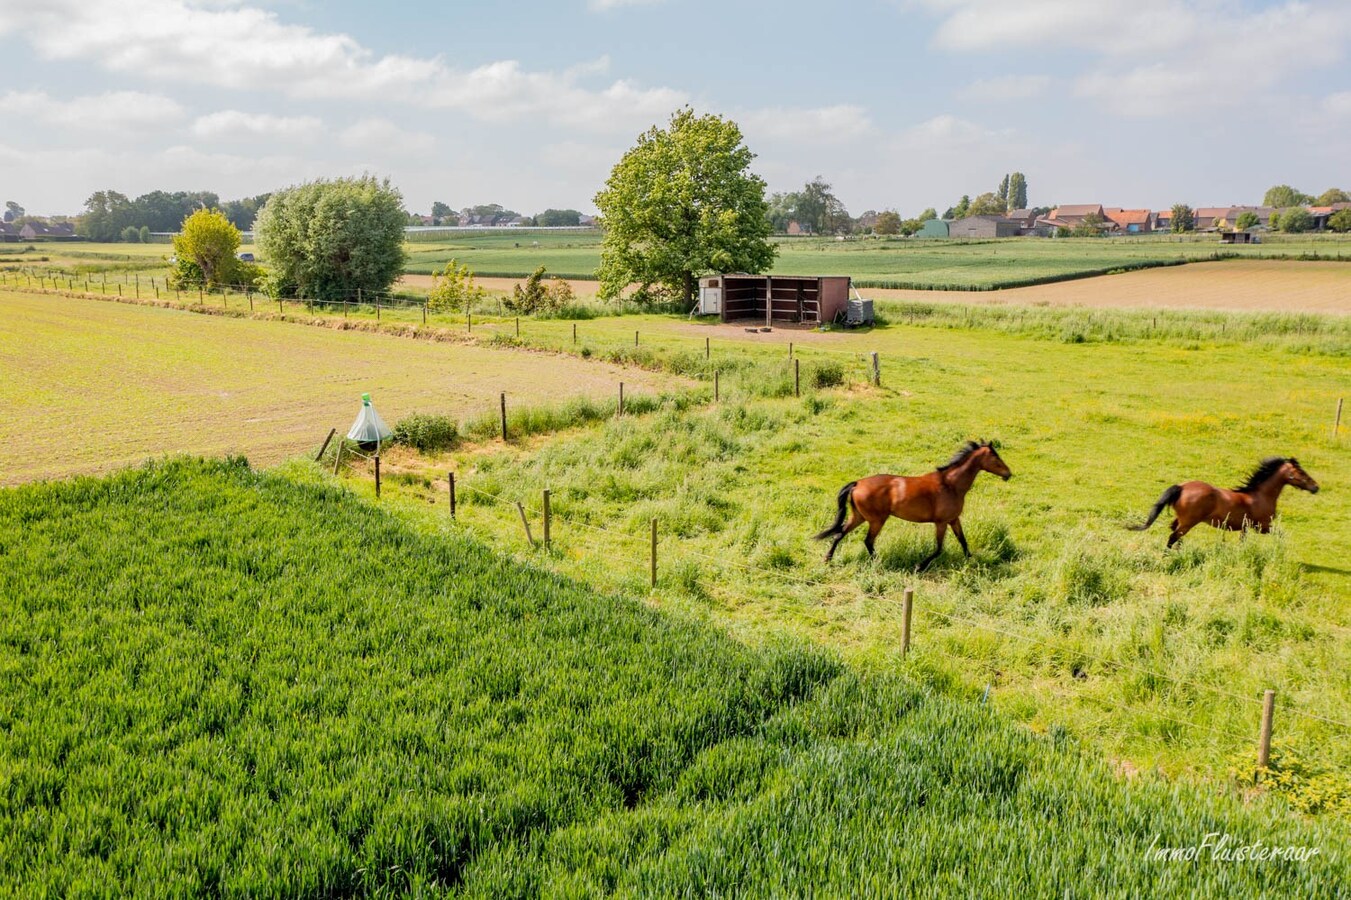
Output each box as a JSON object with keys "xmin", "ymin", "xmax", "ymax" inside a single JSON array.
[{"xmin": 403, "ymin": 260, "xmax": 1351, "ymax": 315}]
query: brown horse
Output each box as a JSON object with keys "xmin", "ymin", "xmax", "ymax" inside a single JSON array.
[
  {"xmin": 1130, "ymin": 456, "xmax": 1319, "ymax": 547},
  {"xmin": 815, "ymin": 440, "xmax": 1013, "ymax": 570}
]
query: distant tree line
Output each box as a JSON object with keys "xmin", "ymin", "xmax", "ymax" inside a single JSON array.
[
  {"xmin": 420, "ymin": 203, "xmax": 587, "ymax": 228},
  {"xmin": 77, "ymin": 190, "xmax": 271, "ymax": 242}
]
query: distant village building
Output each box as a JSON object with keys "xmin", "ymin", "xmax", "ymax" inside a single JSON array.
[
  {"xmin": 1104, "ymin": 208, "xmax": 1152, "ymax": 234},
  {"xmin": 917, "ymin": 219, "xmax": 949, "ymax": 238},
  {"xmin": 947, "ymin": 215, "xmax": 1021, "ymax": 238}
]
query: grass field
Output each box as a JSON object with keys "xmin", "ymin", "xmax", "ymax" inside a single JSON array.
[
  {"xmin": 303, "ymin": 305, "xmax": 1350, "ymax": 809},
  {"xmin": 9, "ymin": 231, "xmax": 1351, "ymax": 292},
  {"xmin": 0, "ymin": 458, "xmax": 1344, "ymax": 894},
  {"xmin": 0, "ymin": 291, "xmax": 679, "ymax": 484},
  {"xmin": 395, "ymin": 230, "xmax": 1351, "ymax": 288}
]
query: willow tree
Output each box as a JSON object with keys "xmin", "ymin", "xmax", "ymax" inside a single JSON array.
[{"xmin": 594, "ymin": 109, "xmax": 775, "ymax": 304}]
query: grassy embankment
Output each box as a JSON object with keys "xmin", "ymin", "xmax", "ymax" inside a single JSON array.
[{"xmin": 0, "ymin": 458, "xmax": 1345, "ymax": 894}]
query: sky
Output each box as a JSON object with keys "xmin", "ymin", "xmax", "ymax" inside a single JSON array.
[{"xmin": 1, "ymin": 0, "xmax": 1349, "ymax": 218}]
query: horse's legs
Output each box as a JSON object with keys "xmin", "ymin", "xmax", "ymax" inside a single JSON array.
[
  {"xmin": 916, "ymin": 523, "xmax": 947, "ymax": 572},
  {"xmin": 863, "ymin": 517, "xmax": 886, "ymax": 558},
  {"xmin": 825, "ymin": 511, "xmax": 865, "ymax": 562},
  {"xmin": 1166, "ymin": 517, "xmax": 1195, "ymax": 548},
  {"xmin": 951, "ymin": 518, "xmax": 971, "ymax": 558}
]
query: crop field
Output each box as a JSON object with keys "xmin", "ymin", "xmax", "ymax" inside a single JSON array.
[
  {"xmin": 0, "ymin": 458, "xmax": 1345, "ymax": 894},
  {"xmin": 394, "ymin": 230, "xmax": 1351, "ymax": 288},
  {"xmin": 0, "ymin": 290, "xmax": 678, "ymax": 484}
]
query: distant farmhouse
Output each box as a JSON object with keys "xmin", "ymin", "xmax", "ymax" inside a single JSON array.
[{"xmin": 0, "ymin": 221, "xmax": 76, "ymax": 242}]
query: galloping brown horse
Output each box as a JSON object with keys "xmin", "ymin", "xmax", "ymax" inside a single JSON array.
[
  {"xmin": 815, "ymin": 440, "xmax": 1012, "ymax": 570},
  {"xmin": 1130, "ymin": 456, "xmax": 1320, "ymax": 547}
]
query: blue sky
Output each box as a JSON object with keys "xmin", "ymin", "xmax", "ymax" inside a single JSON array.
[{"xmin": 2, "ymin": 0, "xmax": 1348, "ymax": 217}]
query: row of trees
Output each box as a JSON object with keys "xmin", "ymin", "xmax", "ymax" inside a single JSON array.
[
  {"xmin": 418, "ymin": 203, "xmax": 586, "ymax": 228},
  {"xmin": 78, "ymin": 190, "xmax": 271, "ymax": 241},
  {"xmin": 1262, "ymin": 185, "xmax": 1349, "ymax": 209}
]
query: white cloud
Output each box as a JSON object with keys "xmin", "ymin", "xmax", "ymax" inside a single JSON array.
[
  {"xmin": 192, "ymin": 110, "xmax": 322, "ymax": 140},
  {"xmin": 339, "ymin": 118, "xmax": 436, "ymax": 156},
  {"xmin": 1324, "ymin": 91, "xmax": 1351, "ymax": 117},
  {"xmin": 956, "ymin": 75, "xmax": 1050, "ymax": 102},
  {"xmin": 0, "ymin": 90, "xmax": 184, "ymax": 129},
  {"xmin": 896, "ymin": 114, "xmax": 1006, "ymax": 150},
  {"xmin": 924, "ymin": 0, "xmax": 1351, "ymax": 117},
  {"xmin": 0, "ymin": 0, "xmax": 686, "ymax": 133},
  {"xmin": 740, "ymin": 105, "xmax": 874, "ymax": 145}
]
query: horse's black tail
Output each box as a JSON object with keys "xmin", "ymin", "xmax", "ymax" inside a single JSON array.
[
  {"xmin": 1129, "ymin": 484, "xmax": 1181, "ymax": 531},
  {"xmin": 814, "ymin": 481, "xmax": 858, "ymax": 540}
]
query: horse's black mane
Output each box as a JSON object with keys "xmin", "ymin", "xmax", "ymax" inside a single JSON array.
[
  {"xmin": 1234, "ymin": 457, "xmax": 1294, "ymax": 493},
  {"xmin": 938, "ymin": 440, "xmax": 994, "ymax": 471}
]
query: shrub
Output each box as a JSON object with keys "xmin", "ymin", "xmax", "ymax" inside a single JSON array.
[
  {"xmin": 811, "ymin": 361, "xmax": 845, "ymax": 389},
  {"xmin": 506, "ymin": 267, "xmax": 577, "ymax": 315},
  {"xmin": 391, "ymin": 413, "xmax": 459, "ymax": 453},
  {"xmin": 427, "ymin": 259, "xmax": 486, "ymax": 313}
]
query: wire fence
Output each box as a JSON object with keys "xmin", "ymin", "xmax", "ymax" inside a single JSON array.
[
  {"xmin": 442, "ymin": 477, "xmax": 1351, "ymax": 745},
  {"xmin": 0, "ymin": 270, "xmax": 893, "ymax": 390}
]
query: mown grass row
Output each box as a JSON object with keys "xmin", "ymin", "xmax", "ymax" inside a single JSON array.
[{"xmin": 0, "ymin": 459, "xmax": 1344, "ymax": 894}]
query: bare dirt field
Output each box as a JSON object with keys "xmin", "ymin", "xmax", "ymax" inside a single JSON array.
[
  {"xmin": 867, "ymin": 260, "xmax": 1351, "ymax": 314},
  {"xmin": 0, "ymin": 291, "xmax": 676, "ymax": 484},
  {"xmin": 403, "ymin": 260, "xmax": 1351, "ymax": 315}
]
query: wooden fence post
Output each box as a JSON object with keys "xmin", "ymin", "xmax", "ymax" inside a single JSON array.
[
  {"xmin": 376, "ymin": 296, "xmax": 381, "ymax": 321},
  {"xmin": 650, "ymin": 518, "xmax": 658, "ymax": 588},
  {"xmin": 543, "ymin": 489, "xmax": 551, "ymax": 549},
  {"xmin": 795, "ymin": 358, "xmax": 801, "ymax": 397},
  {"xmin": 516, "ymin": 502, "xmax": 536, "ymax": 546},
  {"xmin": 248, "ymin": 291, "xmax": 253, "ymax": 311},
  {"xmin": 374, "ymin": 454, "xmax": 382, "ymax": 498},
  {"xmin": 789, "ymin": 341, "xmax": 793, "ymax": 359},
  {"xmin": 573, "ymin": 322, "xmax": 577, "ymax": 344},
  {"xmin": 1257, "ymin": 689, "xmax": 1276, "ymax": 776},
  {"xmin": 515, "ymin": 316, "xmax": 520, "ymax": 337},
  {"xmin": 714, "ymin": 370, "xmax": 720, "ymax": 402},
  {"xmin": 635, "ymin": 330, "xmax": 639, "ymax": 347},
  {"xmin": 499, "ymin": 392, "xmax": 508, "ymax": 441},
  {"xmin": 901, "ymin": 587, "xmax": 914, "ymax": 656},
  {"xmin": 1335, "ymin": 398, "xmax": 1344, "ymax": 438},
  {"xmin": 422, "ymin": 302, "xmax": 427, "ymax": 324},
  {"xmin": 467, "ymin": 311, "xmax": 472, "ymax": 332},
  {"xmin": 618, "ymin": 382, "xmax": 624, "ymax": 416},
  {"xmin": 705, "ymin": 336, "xmax": 710, "ymax": 359},
  {"xmin": 871, "ymin": 352, "xmax": 881, "ymax": 387},
  {"xmin": 449, "ymin": 472, "xmax": 456, "ymax": 518},
  {"xmin": 314, "ymin": 427, "xmax": 336, "ymax": 462}
]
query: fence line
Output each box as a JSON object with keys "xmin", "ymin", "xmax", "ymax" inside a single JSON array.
[{"xmin": 448, "ymin": 477, "xmax": 1351, "ymax": 736}]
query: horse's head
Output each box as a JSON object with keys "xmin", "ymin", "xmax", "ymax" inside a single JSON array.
[
  {"xmin": 1282, "ymin": 458, "xmax": 1320, "ymax": 494},
  {"xmin": 979, "ymin": 441, "xmax": 1013, "ymax": 481}
]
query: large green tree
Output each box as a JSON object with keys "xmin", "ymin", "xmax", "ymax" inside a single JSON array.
[
  {"xmin": 253, "ymin": 176, "xmax": 407, "ymax": 301},
  {"xmin": 595, "ymin": 108, "xmax": 775, "ymax": 303},
  {"xmin": 1314, "ymin": 187, "xmax": 1349, "ymax": 206},
  {"xmin": 1234, "ymin": 211, "xmax": 1260, "ymax": 231},
  {"xmin": 1007, "ymin": 172, "xmax": 1028, "ymax": 210},
  {"xmin": 534, "ymin": 208, "xmax": 583, "ymax": 227},
  {"xmin": 967, "ymin": 192, "xmax": 1006, "ymax": 216},
  {"xmin": 1327, "ymin": 208, "xmax": 1351, "ymax": 232},
  {"xmin": 77, "ymin": 191, "xmax": 134, "ymax": 242},
  {"xmin": 1276, "ymin": 207, "xmax": 1313, "ymax": 233},
  {"xmin": 1170, "ymin": 203, "xmax": 1195, "ymax": 233},
  {"xmin": 1262, "ymin": 184, "xmax": 1313, "ymax": 208},
  {"xmin": 873, "ymin": 210, "xmax": 902, "ymax": 235}
]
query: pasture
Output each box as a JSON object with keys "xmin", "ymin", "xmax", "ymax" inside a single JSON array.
[
  {"xmin": 0, "ymin": 458, "xmax": 1344, "ymax": 894},
  {"xmin": 328, "ymin": 304, "xmax": 1350, "ymax": 800},
  {"xmin": 395, "ymin": 230, "xmax": 1351, "ymax": 288},
  {"xmin": 0, "ymin": 290, "xmax": 679, "ymax": 484}
]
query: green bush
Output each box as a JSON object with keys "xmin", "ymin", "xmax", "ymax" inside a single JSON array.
[
  {"xmin": 811, "ymin": 361, "xmax": 845, "ymax": 388},
  {"xmin": 392, "ymin": 412, "xmax": 459, "ymax": 453}
]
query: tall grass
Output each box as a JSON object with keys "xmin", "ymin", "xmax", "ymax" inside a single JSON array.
[{"xmin": 0, "ymin": 458, "xmax": 1343, "ymax": 894}]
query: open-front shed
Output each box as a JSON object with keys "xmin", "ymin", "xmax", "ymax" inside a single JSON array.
[{"xmin": 697, "ymin": 274, "xmax": 852, "ymax": 326}]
